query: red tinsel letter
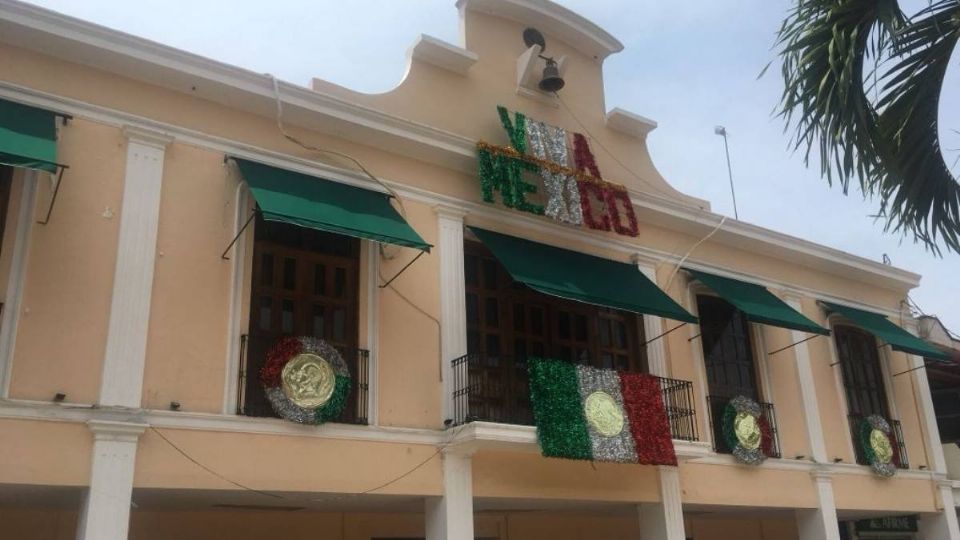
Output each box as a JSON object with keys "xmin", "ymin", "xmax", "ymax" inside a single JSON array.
[
  {"xmin": 577, "ymin": 182, "xmax": 611, "ymax": 231},
  {"xmin": 604, "ymin": 189, "xmax": 639, "ymax": 237},
  {"xmin": 572, "ymin": 133, "xmax": 602, "ymax": 179}
]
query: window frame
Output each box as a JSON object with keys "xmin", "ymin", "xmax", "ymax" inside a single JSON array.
[
  {"xmin": 0, "ymin": 166, "xmax": 39, "ymax": 398},
  {"xmin": 686, "ymin": 279, "xmax": 775, "ymax": 448},
  {"xmin": 223, "ymin": 181, "xmax": 380, "ymax": 424}
]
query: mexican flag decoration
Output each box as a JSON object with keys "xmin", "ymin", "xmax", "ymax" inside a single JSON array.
[
  {"xmin": 260, "ymin": 336, "xmax": 351, "ymax": 425},
  {"xmin": 528, "ymin": 357, "xmax": 677, "ymax": 465}
]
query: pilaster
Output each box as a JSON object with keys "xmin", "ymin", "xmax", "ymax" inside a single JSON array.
[
  {"xmin": 435, "ymin": 205, "xmax": 468, "ymax": 423},
  {"xmin": 76, "ymin": 420, "xmax": 147, "ymax": 540},
  {"xmin": 99, "ymin": 127, "xmax": 171, "ymax": 408},
  {"xmin": 795, "ymin": 469, "xmax": 840, "ymax": 540},
  {"xmin": 917, "ymin": 480, "xmax": 960, "ymax": 540},
  {"xmin": 634, "ymin": 256, "xmax": 668, "ymax": 377},
  {"xmin": 785, "ymin": 295, "xmax": 828, "ymax": 463},
  {"xmin": 425, "ymin": 449, "xmax": 474, "ymax": 540},
  {"xmin": 638, "ymin": 466, "xmax": 686, "ymax": 540}
]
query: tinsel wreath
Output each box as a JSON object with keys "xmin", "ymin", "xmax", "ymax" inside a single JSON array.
[
  {"xmin": 260, "ymin": 336, "xmax": 351, "ymax": 425},
  {"xmin": 721, "ymin": 395, "xmax": 772, "ymax": 466},
  {"xmin": 857, "ymin": 415, "xmax": 898, "ymax": 477}
]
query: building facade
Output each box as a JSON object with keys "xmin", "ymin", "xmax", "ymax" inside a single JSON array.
[{"xmin": 0, "ymin": 0, "xmax": 958, "ymax": 539}]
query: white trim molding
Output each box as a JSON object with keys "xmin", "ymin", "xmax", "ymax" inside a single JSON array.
[
  {"xmin": 436, "ymin": 205, "xmax": 468, "ymax": 425},
  {"xmin": 408, "ymin": 34, "xmax": 478, "ymax": 76},
  {"xmin": 0, "ymin": 169, "xmax": 38, "ymax": 397},
  {"xmin": 456, "ymin": 0, "xmax": 624, "ymax": 60},
  {"xmin": 98, "ymin": 127, "xmax": 171, "ymax": 408}
]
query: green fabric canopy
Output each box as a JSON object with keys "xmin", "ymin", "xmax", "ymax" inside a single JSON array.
[
  {"xmin": 236, "ymin": 158, "xmax": 430, "ymax": 251},
  {"xmin": 469, "ymin": 227, "xmax": 696, "ymax": 323},
  {"xmin": 822, "ymin": 302, "xmax": 950, "ymax": 361},
  {"xmin": 687, "ymin": 269, "xmax": 830, "ymax": 335},
  {"xmin": 0, "ymin": 98, "xmax": 59, "ymax": 173}
]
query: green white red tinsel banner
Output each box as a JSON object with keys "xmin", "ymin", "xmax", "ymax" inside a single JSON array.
[{"xmin": 527, "ymin": 358, "xmax": 677, "ymax": 465}]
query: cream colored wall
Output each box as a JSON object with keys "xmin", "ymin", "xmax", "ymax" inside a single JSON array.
[
  {"xmin": 680, "ymin": 464, "xmax": 817, "ymax": 508},
  {"xmin": 473, "ymin": 451, "xmax": 660, "ymax": 502},
  {"xmin": 0, "ymin": 419, "xmax": 91, "ymax": 486},
  {"xmin": 134, "ymin": 428, "xmax": 441, "ymax": 495}
]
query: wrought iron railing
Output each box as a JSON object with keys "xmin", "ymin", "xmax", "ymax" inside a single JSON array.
[
  {"xmin": 450, "ymin": 353, "xmax": 699, "ymax": 441},
  {"xmin": 238, "ymin": 334, "xmax": 369, "ymax": 425},
  {"xmin": 848, "ymin": 413, "xmax": 909, "ymax": 469},
  {"xmin": 706, "ymin": 395, "xmax": 782, "ymax": 459}
]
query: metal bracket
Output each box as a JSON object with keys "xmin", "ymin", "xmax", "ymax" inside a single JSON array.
[
  {"xmin": 892, "ymin": 364, "xmax": 928, "ymax": 378},
  {"xmin": 687, "ymin": 333, "xmax": 702, "ymax": 342},
  {"xmin": 221, "ymin": 211, "xmax": 256, "ymax": 260},
  {"xmin": 640, "ymin": 323, "xmax": 687, "ymax": 348},
  {"xmin": 767, "ymin": 334, "xmax": 823, "ymax": 356},
  {"xmin": 379, "ymin": 249, "xmax": 426, "ymax": 289},
  {"xmin": 36, "ymin": 165, "xmax": 68, "ymax": 225}
]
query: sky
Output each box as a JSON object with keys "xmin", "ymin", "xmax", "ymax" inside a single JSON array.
[{"xmin": 20, "ymin": 0, "xmax": 960, "ymax": 335}]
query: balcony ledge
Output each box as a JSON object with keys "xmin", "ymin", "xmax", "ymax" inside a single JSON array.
[{"xmin": 445, "ymin": 421, "xmax": 712, "ymax": 460}]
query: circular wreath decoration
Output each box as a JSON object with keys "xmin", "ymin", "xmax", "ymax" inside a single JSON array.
[
  {"xmin": 722, "ymin": 395, "xmax": 774, "ymax": 466},
  {"xmin": 260, "ymin": 336, "xmax": 351, "ymax": 425},
  {"xmin": 858, "ymin": 415, "xmax": 897, "ymax": 477}
]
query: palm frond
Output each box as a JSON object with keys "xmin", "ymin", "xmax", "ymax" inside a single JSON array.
[
  {"xmin": 775, "ymin": 0, "xmax": 960, "ymax": 254},
  {"xmin": 873, "ymin": 0, "xmax": 960, "ymax": 253}
]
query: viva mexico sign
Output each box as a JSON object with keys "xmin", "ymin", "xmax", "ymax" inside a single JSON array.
[{"xmin": 476, "ymin": 106, "xmax": 640, "ymax": 237}]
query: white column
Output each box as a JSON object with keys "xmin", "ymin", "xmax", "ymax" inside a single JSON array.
[
  {"xmin": 795, "ymin": 470, "xmax": 841, "ymax": 540},
  {"xmin": 99, "ymin": 127, "xmax": 171, "ymax": 408},
  {"xmin": 634, "ymin": 257, "xmax": 668, "ymax": 377},
  {"xmin": 638, "ymin": 466, "xmax": 686, "ymax": 540},
  {"xmin": 784, "ymin": 296, "xmax": 828, "ymax": 463},
  {"xmin": 0, "ymin": 169, "xmax": 38, "ymax": 397},
  {"xmin": 76, "ymin": 420, "xmax": 147, "ymax": 540},
  {"xmin": 918, "ymin": 480, "xmax": 960, "ymax": 540},
  {"xmin": 425, "ymin": 450, "xmax": 474, "ymax": 540},
  {"xmin": 435, "ymin": 205, "xmax": 467, "ymax": 424}
]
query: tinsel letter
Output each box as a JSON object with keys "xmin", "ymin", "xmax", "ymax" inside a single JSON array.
[
  {"xmin": 526, "ymin": 120, "xmax": 583, "ymax": 225},
  {"xmin": 572, "ymin": 133, "xmax": 602, "ymax": 179},
  {"xmin": 497, "ymin": 106, "xmax": 529, "ymax": 152},
  {"xmin": 577, "ymin": 182, "xmax": 611, "ymax": 232},
  {"xmin": 604, "ymin": 188, "xmax": 639, "ymax": 236},
  {"xmin": 477, "ymin": 147, "xmax": 544, "ymax": 215}
]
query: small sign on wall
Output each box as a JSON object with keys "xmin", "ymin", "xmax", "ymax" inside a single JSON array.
[{"xmin": 854, "ymin": 515, "xmax": 918, "ymax": 533}]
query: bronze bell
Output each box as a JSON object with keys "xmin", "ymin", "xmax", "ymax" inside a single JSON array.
[{"xmin": 538, "ymin": 58, "xmax": 565, "ymax": 92}]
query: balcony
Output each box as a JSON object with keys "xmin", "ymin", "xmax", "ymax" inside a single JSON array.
[
  {"xmin": 450, "ymin": 353, "xmax": 699, "ymax": 442},
  {"xmin": 848, "ymin": 413, "xmax": 909, "ymax": 469},
  {"xmin": 706, "ymin": 395, "xmax": 782, "ymax": 459},
  {"xmin": 238, "ymin": 334, "xmax": 370, "ymax": 425}
]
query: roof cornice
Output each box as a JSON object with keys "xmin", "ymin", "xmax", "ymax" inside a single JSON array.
[{"xmin": 456, "ymin": 0, "xmax": 623, "ymax": 60}]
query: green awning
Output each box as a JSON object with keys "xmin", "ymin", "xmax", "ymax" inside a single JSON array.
[
  {"xmin": 822, "ymin": 302, "xmax": 950, "ymax": 361},
  {"xmin": 469, "ymin": 227, "xmax": 696, "ymax": 323},
  {"xmin": 687, "ymin": 269, "xmax": 830, "ymax": 335},
  {"xmin": 236, "ymin": 158, "xmax": 430, "ymax": 251},
  {"xmin": 0, "ymin": 98, "xmax": 59, "ymax": 173}
]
